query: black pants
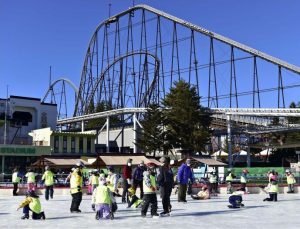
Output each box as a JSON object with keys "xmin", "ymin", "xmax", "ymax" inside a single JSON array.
[
  {"xmin": 141, "ymin": 193, "xmax": 158, "ymax": 216},
  {"xmin": 229, "ymin": 195, "xmax": 243, "ymax": 207},
  {"xmin": 210, "ymin": 183, "xmax": 218, "ymax": 194},
  {"xmin": 133, "ymin": 180, "xmax": 144, "ymax": 199},
  {"xmin": 70, "ymin": 192, "xmax": 82, "ymax": 211},
  {"xmin": 160, "ymin": 186, "xmax": 172, "ymax": 213},
  {"xmin": 122, "ymin": 179, "xmax": 130, "ymax": 203},
  {"xmin": 237, "ymin": 183, "xmax": 246, "ymax": 192},
  {"xmin": 264, "ymin": 193, "xmax": 278, "ymax": 202},
  {"xmin": 45, "ymin": 185, "xmax": 54, "ymax": 200},
  {"xmin": 13, "ymin": 183, "xmax": 18, "ymax": 195},
  {"xmin": 178, "ymin": 184, "xmax": 187, "ymax": 202},
  {"xmin": 23, "ymin": 204, "xmax": 44, "ymax": 219}
]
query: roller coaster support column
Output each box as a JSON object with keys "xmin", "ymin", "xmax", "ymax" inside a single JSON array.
[
  {"xmin": 227, "ymin": 114, "xmax": 232, "ymax": 168},
  {"xmin": 81, "ymin": 121, "xmax": 85, "ymax": 132},
  {"xmin": 133, "ymin": 112, "xmax": 137, "ymax": 154},
  {"xmin": 246, "ymin": 134, "xmax": 251, "ymax": 167},
  {"xmin": 106, "ymin": 116, "xmax": 110, "ymax": 153}
]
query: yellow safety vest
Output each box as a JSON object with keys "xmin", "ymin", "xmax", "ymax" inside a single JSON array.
[
  {"xmin": 209, "ymin": 175, "xmax": 217, "ymax": 183},
  {"xmin": 26, "ymin": 172, "xmax": 35, "ymax": 183},
  {"xmin": 240, "ymin": 175, "xmax": 247, "ymax": 184},
  {"xmin": 106, "ymin": 174, "xmax": 114, "ymax": 191},
  {"xmin": 143, "ymin": 175, "xmax": 156, "ymax": 194},
  {"xmin": 70, "ymin": 170, "xmax": 83, "ymax": 194},
  {"xmin": 94, "ymin": 186, "xmax": 111, "ymax": 204},
  {"xmin": 42, "ymin": 171, "xmax": 54, "ymax": 186},
  {"xmin": 129, "ymin": 196, "xmax": 143, "ymax": 208},
  {"xmin": 29, "ymin": 197, "xmax": 42, "ymax": 214},
  {"xmin": 91, "ymin": 175, "xmax": 99, "ymax": 186},
  {"xmin": 269, "ymin": 183, "xmax": 279, "ymax": 193},
  {"xmin": 226, "ymin": 173, "xmax": 233, "ymax": 182},
  {"xmin": 287, "ymin": 174, "xmax": 296, "ymax": 185},
  {"xmin": 12, "ymin": 172, "xmax": 20, "ymax": 183}
]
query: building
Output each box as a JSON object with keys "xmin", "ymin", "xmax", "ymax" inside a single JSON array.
[
  {"xmin": 29, "ymin": 127, "xmax": 96, "ymax": 155},
  {"xmin": 0, "ymin": 95, "xmax": 57, "ymax": 145}
]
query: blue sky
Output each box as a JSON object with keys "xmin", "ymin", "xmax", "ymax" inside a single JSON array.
[{"xmin": 1, "ymin": 0, "xmax": 300, "ymax": 111}]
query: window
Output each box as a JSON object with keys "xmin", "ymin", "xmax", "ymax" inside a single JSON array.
[
  {"xmin": 63, "ymin": 136, "xmax": 67, "ymax": 153},
  {"xmin": 71, "ymin": 137, "xmax": 75, "ymax": 153},
  {"xmin": 79, "ymin": 137, "xmax": 83, "ymax": 153},
  {"xmin": 87, "ymin": 138, "xmax": 91, "ymax": 154},
  {"xmin": 54, "ymin": 136, "xmax": 59, "ymax": 153}
]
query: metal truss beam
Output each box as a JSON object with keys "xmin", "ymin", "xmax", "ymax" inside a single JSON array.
[{"xmin": 211, "ymin": 108, "xmax": 300, "ymax": 116}]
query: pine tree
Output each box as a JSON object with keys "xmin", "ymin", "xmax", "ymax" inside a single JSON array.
[
  {"xmin": 136, "ymin": 103, "xmax": 168, "ymax": 156},
  {"xmin": 162, "ymin": 80, "xmax": 211, "ymax": 155}
]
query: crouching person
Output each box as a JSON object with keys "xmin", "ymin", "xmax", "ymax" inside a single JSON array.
[
  {"xmin": 92, "ymin": 178, "xmax": 114, "ymax": 220},
  {"xmin": 127, "ymin": 187, "xmax": 143, "ymax": 208},
  {"xmin": 191, "ymin": 185, "xmax": 210, "ymax": 200},
  {"xmin": 17, "ymin": 190, "xmax": 45, "ymax": 220},
  {"xmin": 228, "ymin": 192, "xmax": 244, "ymax": 208}
]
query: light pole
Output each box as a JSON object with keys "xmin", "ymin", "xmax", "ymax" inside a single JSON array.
[{"xmin": 3, "ymin": 85, "xmax": 8, "ymax": 145}]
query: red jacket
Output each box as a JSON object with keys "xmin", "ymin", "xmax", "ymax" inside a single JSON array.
[{"xmin": 123, "ymin": 165, "xmax": 132, "ymax": 179}]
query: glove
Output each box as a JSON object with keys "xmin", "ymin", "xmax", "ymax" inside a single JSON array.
[
  {"xmin": 91, "ymin": 204, "xmax": 95, "ymax": 211},
  {"xmin": 127, "ymin": 179, "xmax": 131, "ymax": 185},
  {"xmin": 151, "ymin": 186, "xmax": 156, "ymax": 192},
  {"xmin": 77, "ymin": 186, "xmax": 81, "ymax": 192}
]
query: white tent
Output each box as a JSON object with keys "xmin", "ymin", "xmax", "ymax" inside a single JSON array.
[
  {"xmin": 257, "ymin": 148, "xmax": 274, "ymax": 156},
  {"xmin": 212, "ymin": 150, "xmax": 228, "ymax": 157}
]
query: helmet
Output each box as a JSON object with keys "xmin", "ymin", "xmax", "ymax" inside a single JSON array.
[
  {"xmin": 128, "ymin": 187, "xmax": 136, "ymax": 195},
  {"xmin": 285, "ymin": 169, "xmax": 291, "ymax": 173},
  {"xmin": 202, "ymin": 184, "xmax": 208, "ymax": 190},
  {"xmin": 26, "ymin": 190, "xmax": 38, "ymax": 198},
  {"xmin": 107, "ymin": 165, "xmax": 114, "ymax": 172},
  {"xmin": 243, "ymin": 169, "xmax": 249, "ymax": 174}
]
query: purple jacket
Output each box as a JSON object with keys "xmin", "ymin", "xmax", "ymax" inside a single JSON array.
[{"xmin": 177, "ymin": 163, "xmax": 194, "ymax": 185}]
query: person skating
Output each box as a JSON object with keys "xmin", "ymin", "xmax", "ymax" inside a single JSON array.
[
  {"xmin": 237, "ymin": 169, "xmax": 249, "ymax": 193},
  {"xmin": 225, "ymin": 168, "xmax": 235, "ymax": 194},
  {"xmin": 127, "ymin": 187, "xmax": 143, "ymax": 208},
  {"xmin": 17, "ymin": 190, "xmax": 46, "ymax": 220},
  {"xmin": 141, "ymin": 163, "xmax": 159, "ymax": 218},
  {"xmin": 285, "ymin": 169, "xmax": 296, "ymax": 193},
  {"xmin": 228, "ymin": 191, "xmax": 244, "ymax": 208},
  {"xmin": 25, "ymin": 168, "xmax": 36, "ymax": 191},
  {"xmin": 70, "ymin": 161, "xmax": 84, "ymax": 213},
  {"xmin": 12, "ymin": 167, "xmax": 21, "ymax": 196},
  {"xmin": 41, "ymin": 166, "xmax": 55, "ymax": 200},
  {"xmin": 122, "ymin": 158, "xmax": 132, "ymax": 203},
  {"xmin": 177, "ymin": 158, "xmax": 194, "ymax": 203},
  {"xmin": 89, "ymin": 169, "xmax": 100, "ymax": 193},
  {"xmin": 107, "ymin": 166, "xmax": 120, "ymax": 196},
  {"xmin": 191, "ymin": 184, "xmax": 210, "ymax": 200},
  {"xmin": 92, "ymin": 178, "xmax": 115, "ymax": 220},
  {"xmin": 209, "ymin": 171, "xmax": 218, "ymax": 196},
  {"xmin": 263, "ymin": 175, "xmax": 279, "ymax": 202},
  {"xmin": 157, "ymin": 156, "xmax": 174, "ymax": 216},
  {"xmin": 132, "ymin": 160, "xmax": 146, "ymax": 199}
]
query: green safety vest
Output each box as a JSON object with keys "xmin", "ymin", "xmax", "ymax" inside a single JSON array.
[
  {"xmin": 26, "ymin": 172, "xmax": 35, "ymax": 183},
  {"xmin": 94, "ymin": 186, "xmax": 111, "ymax": 204},
  {"xmin": 29, "ymin": 197, "xmax": 41, "ymax": 214},
  {"xmin": 209, "ymin": 175, "xmax": 217, "ymax": 183},
  {"xmin": 42, "ymin": 171, "xmax": 54, "ymax": 186},
  {"xmin": 287, "ymin": 174, "xmax": 296, "ymax": 185},
  {"xmin": 12, "ymin": 172, "xmax": 20, "ymax": 183},
  {"xmin": 226, "ymin": 173, "xmax": 233, "ymax": 182},
  {"xmin": 143, "ymin": 175, "xmax": 156, "ymax": 194}
]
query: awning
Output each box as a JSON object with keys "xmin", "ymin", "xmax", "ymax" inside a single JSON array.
[
  {"xmin": 89, "ymin": 155, "xmax": 161, "ymax": 167},
  {"xmin": 30, "ymin": 157, "xmax": 87, "ymax": 168},
  {"xmin": 192, "ymin": 157, "xmax": 227, "ymax": 166}
]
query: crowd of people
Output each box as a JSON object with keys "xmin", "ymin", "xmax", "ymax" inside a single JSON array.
[{"xmin": 11, "ymin": 159, "xmax": 298, "ymax": 220}]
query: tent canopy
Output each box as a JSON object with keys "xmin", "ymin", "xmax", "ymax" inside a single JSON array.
[
  {"xmin": 177, "ymin": 157, "xmax": 227, "ymax": 167},
  {"xmin": 30, "ymin": 157, "xmax": 86, "ymax": 168}
]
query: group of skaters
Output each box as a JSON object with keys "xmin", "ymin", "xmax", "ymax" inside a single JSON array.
[{"xmin": 11, "ymin": 159, "xmax": 298, "ymax": 220}]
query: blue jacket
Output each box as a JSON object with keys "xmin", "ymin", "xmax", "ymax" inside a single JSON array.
[
  {"xmin": 177, "ymin": 164, "xmax": 194, "ymax": 185},
  {"xmin": 133, "ymin": 166, "xmax": 145, "ymax": 182}
]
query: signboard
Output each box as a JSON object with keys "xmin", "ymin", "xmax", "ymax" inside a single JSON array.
[{"xmin": 0, "ymin": 145, "xmax": 51, "ymax": 156}]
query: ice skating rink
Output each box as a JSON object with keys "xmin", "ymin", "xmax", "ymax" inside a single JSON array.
[{"xmin": 1, "ymin": 194, "xmax": 299, "ymax": 229}]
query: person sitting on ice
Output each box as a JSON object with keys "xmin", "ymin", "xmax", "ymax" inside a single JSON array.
[
  {"xmin": 191, "ymin": 184, "xmax": 210, "ymax": 200},
  {"xmin": 17, "ymin": 190, "xmax": 46, "ymax": 220},
  {"xmin": 228, "ymin": 191, "xmax": 244, "ymax": 208},
  {"xmin": 92, "ymin": 178, "xmax": 115, "ymax": 220},
  {"xmin": 127, "ymin": 187, "xmax": 143, "ymax": 208}
]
